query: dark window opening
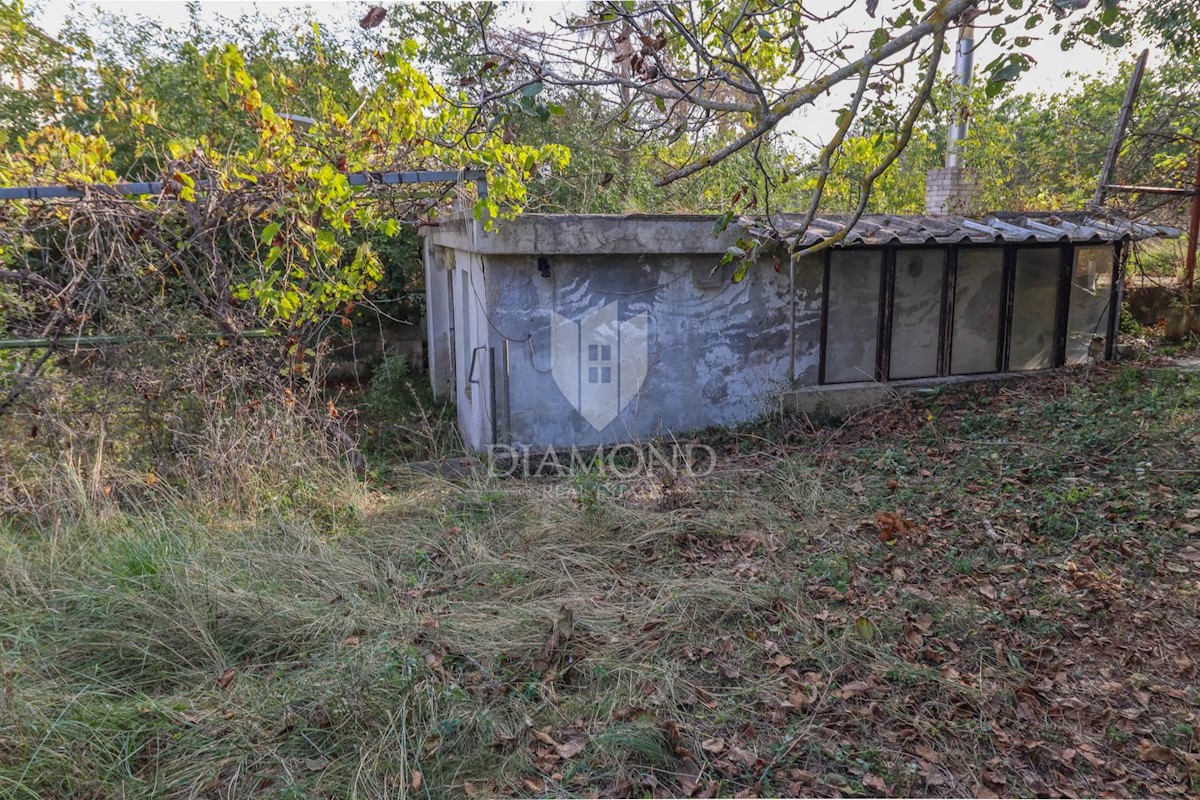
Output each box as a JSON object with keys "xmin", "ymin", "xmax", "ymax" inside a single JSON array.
[{"xmin": 818, "ymin": 243, "xmax": 1119, "ymax": 386}]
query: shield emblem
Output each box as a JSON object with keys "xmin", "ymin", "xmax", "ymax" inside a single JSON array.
[{"xmin": 551, "ymin": 301, "xmax": 649, "ymax": 431}]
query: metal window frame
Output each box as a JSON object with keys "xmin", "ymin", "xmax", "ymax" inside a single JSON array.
[
  {"xmin": 937, "ymin": 246, "xmax": 956, "ymax": 378},
  {"xmin": 876, "ymin": 248, "xmax": 896, "ymax": 382},
  {"xmin": 818, "ymin": 241, "xmax": 1106, "ymax": 386},
  {"xmin": 1105, "ymin": 241, "xmax": 1126, "ymax": 360}
]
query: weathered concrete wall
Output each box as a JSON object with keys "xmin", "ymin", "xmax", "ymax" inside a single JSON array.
[
  {"xmin": 478, "ymin": 252, "xmax": 822, "ymax": 448},
  {"xmin": 423, "ymin": 241, "xmax": 453, "ymax": 401},
  {"xmin": 422, "ymin": 214, "xmax": 829, "ymax": 448}
]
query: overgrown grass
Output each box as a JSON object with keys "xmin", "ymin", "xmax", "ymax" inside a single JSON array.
[{"xmin": 3, "ymin": 359, "xmax": 1200, "ymax": 797}]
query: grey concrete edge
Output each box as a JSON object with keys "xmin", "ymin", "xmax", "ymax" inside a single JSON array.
[
  {"xmin": 781, "ymin": 371, "xmax": 1054, "ymax": 417},
  {"xmin": 419, "ymin": 213, "xmax": 741, "ymax": 256}
]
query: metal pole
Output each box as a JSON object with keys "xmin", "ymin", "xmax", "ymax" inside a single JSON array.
[
  {"xmin": 945, "ymin": 24, "xmax": 976, "ymax": 170},
  {"xmin": 1103, "ymin": 184, "xmax": 1200, "ymax": 197},
  {"xmin": 1185, "ymin": 157, "xmax": 1200, "ymax": 300},
  {"xmin": 1092, "ymin": 49, "xmax": 1149, "ymax": 208},
  {"xmin": 0, "ymin": 330, "xmax": 272, "ymax": 350}
]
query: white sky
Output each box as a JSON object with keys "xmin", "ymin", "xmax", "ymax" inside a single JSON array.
[{"xmin": 35, "ymin": 0, "xmax": 1144, "ymax": 146}]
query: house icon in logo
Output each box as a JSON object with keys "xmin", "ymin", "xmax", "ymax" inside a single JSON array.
[{"xmin": 551, "ymin": 301, "xmax": 649, "ymax": 431}]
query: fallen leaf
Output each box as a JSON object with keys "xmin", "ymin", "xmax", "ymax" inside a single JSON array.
[
  {"xmin": 531, "ymin": 729, "xmax": 558, "ymax": 747},
  {"xmin": 534, "ymin": 605, "xmax": 574, "ymax": 673},
  {"xmin": 766, "ymin": 652, "xmax": 794, "ymax": 669},
  {"xmin": 1137, "ymin": 739, "xmax": 1178, "ymax": 765},
  {"xmin": 217, "ymin": 668, "xmax": 236, "ymax": 689},
  {"xmin": 521, "ymin": 776, "xmax": 545, "ymax": 793},
  {"xmin": 915, "ymin": 745, "xmax": 942, "ymax": 764},
  {"xmin": 555, "ymin": 737, "xmax": 587, "ymax": 759},
  {"xmin": 875, "ymin": 510, "xmax": 913, "ymax": 542},
  {"xmin": 836, "ymin": 680, "xmax": 872, "ymax": 699},
  {"xmin": 678, "ymin": 756, "xmax": 702, "ymax": 795},
  {"xmin": 304, "ymin": 757, "xmax": 329, "ymax": 771},
  {"xmin": 980, "ymin": 768, "xmax": 1007, "ymax": 787},
  {"xmin": 855, "ymin": 615, "xmax": 878, "ymax": 642},
  {"xmin": 411, "ymin": 770, "xmax": 423, "ymax": 792},
  {"xmin": 979, "ymin": 583, "xmax": 998, "ymax": 600},
  {"xmin": 701, "ymin": 738, "xmax": 727, "ymax": 754},
  {"xmin": 727, "ymin": 745, "xmax": 758, "ymax": 767}
]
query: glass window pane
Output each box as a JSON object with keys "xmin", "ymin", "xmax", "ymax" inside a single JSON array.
[
  {"xmin": 1066, "ymin": 246, "xmax": 1114, "ymax": 364},
  {"xmin": 824, "ymin": 251, "xmax": 881, "ymax": 383},
  {"xmin": 889, "ymin": 249, "xmax": 943, "ymax": 379},
  {"xmin": 1009, "ymin": 248, "xmax": 1060, "ymax": 371},
  {"xmin": 951, "ymin": 248, "xmax": 1003, "ymax": 375}
]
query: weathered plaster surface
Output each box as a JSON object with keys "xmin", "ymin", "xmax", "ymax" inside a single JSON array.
[
  {"xmin": 480, "ymin": 252, "xmax": 819, "ymax": 447},
  {"xmin": 422, "ymin": 211, "xmax": 827, "ymax": 448}
]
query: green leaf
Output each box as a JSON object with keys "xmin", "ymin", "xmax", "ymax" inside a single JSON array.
[
  {"xmin": 990, "ymin": 26, "xmax": 1006, "ymax": 44},
  {"xmin": 854, "ymin": 616, "xmax": 878, "ymax": 642},
  {"xmin": 869, "ymin": 28, "xmax": 889, "ymax": 50},
  {"xmin": 521, "ymin": 81, "xmax": 544, "ymax": 97},
  {"xmin": 261, "ymin": 222, "xmax": 280, "ymax": 246},
  {"xmin": 731, "ymin": 259, "xmax": 750, "ymax": 284},
  {"xmin": 712, "ymin": 210, "xmax": 734, "ymax": 237}
]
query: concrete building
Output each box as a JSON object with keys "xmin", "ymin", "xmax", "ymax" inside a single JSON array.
[{"xmin": 421, "ymin": 212, "xmax": 1177, "ymax": 450}]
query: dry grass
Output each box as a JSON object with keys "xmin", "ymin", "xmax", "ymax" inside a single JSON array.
[{"xmin": 3, "ymin": 360, "xmax": 1200, "ymax": 798}]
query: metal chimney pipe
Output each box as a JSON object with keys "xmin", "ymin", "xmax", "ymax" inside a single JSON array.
[{"xmin": 946, "ymin": 24, "xmax": 975, "ymax": 169}]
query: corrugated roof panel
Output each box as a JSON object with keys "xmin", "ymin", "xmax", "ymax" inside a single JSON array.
[{"xmin": 745, "ymin": 211, "xmax": 1180, "ymax": 249}]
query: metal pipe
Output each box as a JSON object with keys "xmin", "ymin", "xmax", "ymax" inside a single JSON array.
[
  {"xmin": 0, "ymin": 330, "xmax": 272, "ymax": 350},
  {"xmin": 945, "ymin": 24, "xmax": 975, "ymax": 170},
  {"xmin": 0, "ymin": 170, "xmax": 489, "ymax": 202},
  {"xmin": 1103, "ymin": 183, "xmax": 1199, "ymax": 197},
  {"xmin": 1092, "ymin": 49, "xmax": 1149, "ymax": 208}
]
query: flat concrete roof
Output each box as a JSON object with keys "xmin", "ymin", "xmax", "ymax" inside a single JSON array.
[
  {"xmin": 421, "ymin": 211, "xmax": 1180, "ymax": 256},
  {"xmin": 420, "ymin": 213, "xmax": 739, "ymax": 255}
]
